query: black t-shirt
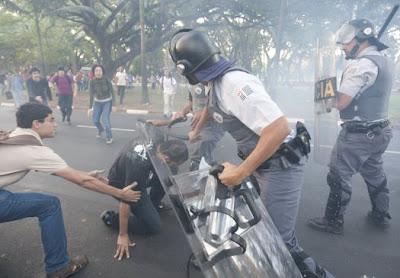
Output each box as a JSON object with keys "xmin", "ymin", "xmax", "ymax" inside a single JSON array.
[
  {"xmin": 26, "ymin": 78, "xmax": 52, "ymax": 102},
  {"xmin": 108, "ymin": 138, "xmax": 161, "ymax": 194}
]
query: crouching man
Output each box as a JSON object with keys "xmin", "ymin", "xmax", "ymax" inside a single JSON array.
[
  {"xmin": 101, "ymin": 136, "xmax": 188, "ymax": 260},
  {"xmin": 0, "ymin": 102, "xmax": 141, "ymax": 278}
]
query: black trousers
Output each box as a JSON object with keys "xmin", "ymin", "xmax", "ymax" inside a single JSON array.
[{"xmin": 58, "ymin": 94, "xmax": 73, "ymax": 121}]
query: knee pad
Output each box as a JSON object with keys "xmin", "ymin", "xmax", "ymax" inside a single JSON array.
[{"xmin": 327, "ymin": 171, "xmax": 342, "ymax": 192}]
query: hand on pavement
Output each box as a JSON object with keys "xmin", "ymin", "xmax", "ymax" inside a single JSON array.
[{"xmin": 114, "ymin": 234, "xmax": 136, "ymax": 260}]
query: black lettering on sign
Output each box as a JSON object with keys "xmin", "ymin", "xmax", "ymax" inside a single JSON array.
[{"xmin": 314, "ymin": 77, "xmax": 337, "ymax": 101}]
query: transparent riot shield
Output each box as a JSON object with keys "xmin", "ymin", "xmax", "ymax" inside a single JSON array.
[
  {"xmin": 136, "ymin": 120, "xmax": 301, "ymax": 278},
  {"xmin": 314, "ymin": 31, "xmax": 340, "ymax": 166}
]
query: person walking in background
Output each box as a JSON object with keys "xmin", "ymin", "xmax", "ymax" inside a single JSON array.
[
  {"xmin": 114, "ymin": 66, "xmax": 128, "ymax": 105},
  {"xmin": 26, "ymin": 67, "xmax": 53, "ymax": 106},
  {"xmin": 75, "ymin": 71, "xmax": 84, "ymax": 92},
  {"xmin": 50, "ymin": 66, "xmax": 76, "ymax": 124},
  {"xmin": 88, "ymin": 64, "xmax": 116, "ymax": 145},
  {"xmin": 10, "ymin": 69, "xmax": 25, "ymax": 108},
  {"xmin": 159, "ymin": 69, "xmax": 177, "ymax": 119}
]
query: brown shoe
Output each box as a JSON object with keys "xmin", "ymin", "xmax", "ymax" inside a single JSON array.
[{"xmin": 47, "ymin": 255, "xmax": 88, "ymax": 278}]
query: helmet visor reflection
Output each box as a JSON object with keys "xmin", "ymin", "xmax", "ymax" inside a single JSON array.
[{"xmin": 335, "ymin": 23, "xmax": 357, "ymax": 44}]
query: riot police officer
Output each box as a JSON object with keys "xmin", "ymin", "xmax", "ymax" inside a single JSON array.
[
  {"xmin": 174, "ymin": 84, "xmax": 225, "ymax": 170},
  {"xmin": 308, "ymin": 19, "xmax": 393, "ymax": 233},
  {"xmin": 169, "ymin": 29, "xmax": 334, "ymax": 278}
]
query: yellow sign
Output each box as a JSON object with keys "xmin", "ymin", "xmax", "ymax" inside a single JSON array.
[{"xmin": 314, "ymin": 77, "xmax": 337, "ymax": 101}]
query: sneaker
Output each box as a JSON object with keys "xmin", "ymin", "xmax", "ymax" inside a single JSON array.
[
  {"xmin": 106, "ymin": 138, "xmax": 114, "ymax": 144},
  {"xmin": 157, "ymin": 202, "xmax": 172, "ymax": 212},
  {"xmin": 307, "ymin": 217, "xmax": 344, "ymax": 234},
  {"xmin": 100, "ymin": 210, "xmax": 115, "ymax": 227},
  {"xmin": 367, "ymin": 210, "xmax": 391, "ymax": 229},
  {"xmin": 96, "ymin": 131, "xmax": 104, "ymax": 138},
  {"xmin": 46, "ymin": 255, "xmax": 88, "ymax": 278}
]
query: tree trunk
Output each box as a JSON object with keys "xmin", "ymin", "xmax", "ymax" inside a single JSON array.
[
  {"xmin": 34, "ymin": 11, "xmax": 46, "ymax": 74},
  {"xmin": 269, "ymin": 0, "xmax": 287, "ymax": 100},
  {"xmin": 140, "ymin": 0, "xmax": 149, "ymax": 104}
]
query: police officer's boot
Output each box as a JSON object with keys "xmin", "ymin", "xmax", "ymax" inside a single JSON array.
[
  {"xmin": 367, "ymin": 210, "xmax": 391, "ymax": 229},
  {"xmin": 292, "ymin": 251, "xmax": 335, "ymax": 278},
  {"xmin": 308, "ymin": 216, "xmax": 344, "ymax": 235},
  {"xmin": 308, "ymin": 189, "xmax": 344, "ymax": 234}
]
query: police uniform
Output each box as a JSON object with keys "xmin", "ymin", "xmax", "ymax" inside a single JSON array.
[
  {"xmin": 325, "ymin": 46, "xmax": 393, "ymax": 225},
  {"xmin": 188, "ymin": 84, "xmax": 225, "ymax": 170},
  {"xmin": 169, "ymin": 28, "xmax": 333, "ymax": 278},
  {"xmin": 208, "ymin": 69, "xmax": 305, "ymax": 255}
]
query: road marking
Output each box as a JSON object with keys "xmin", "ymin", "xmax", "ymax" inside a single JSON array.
[
  {"xmin": 76, "ymin": 125, "xmax": 135, "ymax": 132},
  {"xmin": 1, "ymin": 102, "xmax": 15, "ymax": 107},
  {"xmin": 287, "ymin": 117, "xmax": 304, "ymax": 123},
  {"xmin": 311, "ymin": 144, "xmax": 400, "ymax": 155},
  {"xmin": 126, "ymin": 109, "xmax": 148, "ymax": 115}
]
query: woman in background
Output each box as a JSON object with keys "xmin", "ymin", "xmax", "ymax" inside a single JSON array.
[{"xmin": 88, "ymin": 64, "xmax": 116, "ymax": 144}]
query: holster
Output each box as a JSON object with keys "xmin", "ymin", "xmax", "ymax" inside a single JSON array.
[{"xmin": 237, "ymin": 122, "xmax": 311, "ymax": 170}]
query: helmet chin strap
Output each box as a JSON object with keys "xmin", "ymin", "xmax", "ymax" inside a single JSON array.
[{"xmin": 346, "ymin": 41, "xmax": 361, "ymax": 60}]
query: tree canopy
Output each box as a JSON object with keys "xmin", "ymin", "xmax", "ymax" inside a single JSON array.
[{"xmin": 1, "ymin": 0, "xmax": 400, "ymax": 83}]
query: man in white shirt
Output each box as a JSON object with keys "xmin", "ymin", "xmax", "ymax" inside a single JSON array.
[
  {"xmin": 159, "ymin": 69, "xmax": 177, "ymax": 118},
  {"xmin": 0, "ymin": 102, "xmax": 141, "ymax": 278},
  {"xmin": 115, "ymin": 66, "xmax": 128, "ymax": 104}
]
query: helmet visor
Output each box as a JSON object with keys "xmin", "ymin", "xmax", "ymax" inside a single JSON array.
[{"xmin": 335, "ymin": 23, "xmax": 358, "ymax": 44}]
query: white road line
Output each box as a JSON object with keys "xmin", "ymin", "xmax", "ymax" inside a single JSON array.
[
  {"xmin": 126, "ymin": 109, "xmax": 148, "ymax": 115},
  {"xmin": 287, "ymin": 118, "xmax": 304, "ymax": 123},
  {"xmin": 1, "ymin": 102, "xmax": 15, "ymax": 107},
  {"xmin": 311, "ymin": 144, "xmax": 400, "ymax": 155},
  {"xmin": 76, "ymin": 125, "xmax": 135, "ymax": 132}
]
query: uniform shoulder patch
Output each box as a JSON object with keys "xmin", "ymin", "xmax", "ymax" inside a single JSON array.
[
  {"xmin": 236, "ymin": 85, "xmax": 254, "ymax": 101},
  {"xmin": 345, "ymin": 67, "xmax": 357, "ymax": 75}
]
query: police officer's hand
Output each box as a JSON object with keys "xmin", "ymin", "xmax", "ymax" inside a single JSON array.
[
  {"xmin": 190, "ymin": 112, "xmax": 201, "ymax": 129},
  {"xmin": 188, "ymin": 130, "xmax": 201, "ymax": 143},
  {"xmin": 172, "ymin": 111, "xmax": 187, "ymax": 122},
  {"xmin": 120, "ymin": 182, "xmax": 141, "ymax": 202},
  {"xmin": 114, "ymin": 234, "xmax": 136, "ymax": 260},
  {"xmin": 146, "ymin": 119, "xmax": 169, "ymax": 126},
  {"xmin": 35, "ymin": 96, "xmax": 43, "ymax": 103},
  {"xmin": 219, "ymin": 162, "xmax": 245, "ymax": 187}
]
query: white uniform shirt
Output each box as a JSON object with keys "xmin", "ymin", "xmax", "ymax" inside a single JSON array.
[
  {"xmin": 211, "ymin": 70, "xmax": 289, "ymax": 137},
  {"xmin": 339, "ymin": 46, "xmax": 380, "ymax": 98},
  {"xmin": 115, "ymin": 71, "xmax": 128, "ymax": 86}
]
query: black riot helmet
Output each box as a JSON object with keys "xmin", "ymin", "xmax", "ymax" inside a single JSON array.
[
  {"xmin": 169, "ymin": 29, "xmax": 221, "ymax": 84},
  {"xmin": 335, "ymin": 19, "xmax": 388, "ymax": 59}
]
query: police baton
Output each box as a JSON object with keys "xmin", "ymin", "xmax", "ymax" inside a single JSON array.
[{"xmin": 377, "ymin": 4, "xmax": 399, "ymax": 39}]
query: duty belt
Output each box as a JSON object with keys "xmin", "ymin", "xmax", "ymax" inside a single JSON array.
[
  {"xmin": 238, "ymin": 122, "xmax": 311, "ymax": 170},
  {"xmin": 342, "ymin": 119, "xmax": 390, "ymax": 134}
]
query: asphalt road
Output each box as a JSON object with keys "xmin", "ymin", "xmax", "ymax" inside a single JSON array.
[{"xmin": 0, "ymin": 106, "xmax": 399, "ymax": 278}]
